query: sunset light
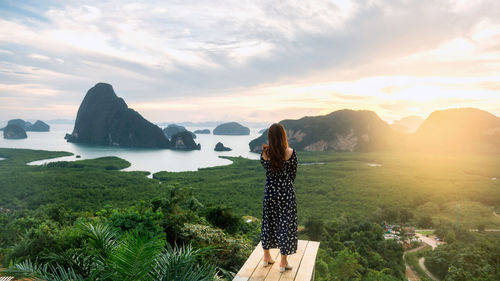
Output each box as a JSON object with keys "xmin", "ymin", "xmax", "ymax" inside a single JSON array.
[
  {"xmin": 1, "ymin": 1, "xmax": 500, "ymax": 281},
  {"xmin": 1, "ymin": 0, "xmax": 499, "ymax": 123}
]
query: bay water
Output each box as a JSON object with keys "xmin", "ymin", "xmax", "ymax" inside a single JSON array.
[{"xmin": 0, "ymin": 124, "xmax": 262, "ymax": 175}]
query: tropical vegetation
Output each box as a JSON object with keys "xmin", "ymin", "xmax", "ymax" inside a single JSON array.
[{"xmin": 1, "ymin": 147, "xmax": 499, "ymax": 280}]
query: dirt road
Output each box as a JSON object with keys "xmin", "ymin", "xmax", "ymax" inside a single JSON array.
[
  {"xmin": 419, "ymin": 257, "xmax": 440, "ymax": 281},
  {"xmin": 404, "ymin": 244, "xmax": 427, "ymax": 281}
]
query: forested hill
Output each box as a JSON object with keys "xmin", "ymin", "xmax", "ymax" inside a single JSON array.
[
  {"xmin": 415, "ymin": 107, "xmax": 500, "ymax": 152},
  {"xmin": 250, "ymin": 107, "xmax": 500, "ymax": 154},
  {"xmin": 250, "ymin": 109, "xmax": 403, "ymax": 152}
]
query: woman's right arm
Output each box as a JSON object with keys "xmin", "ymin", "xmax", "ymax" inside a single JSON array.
[{"xmin": 260, "ymin": 144, "xmax": 268, "ymax": 166}]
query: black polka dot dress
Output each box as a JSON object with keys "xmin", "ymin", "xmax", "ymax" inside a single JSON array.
[{"xmin": 260, "ymin": 149, "xmax": 298, "ymax": 255}]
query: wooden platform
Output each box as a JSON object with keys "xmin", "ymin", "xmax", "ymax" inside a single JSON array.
[{"xmin": 233, "ymin": 240, "xmax": 320, "ymax": 281}]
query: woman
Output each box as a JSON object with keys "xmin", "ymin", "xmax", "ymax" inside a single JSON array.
[{"xmin": 260, "ymin": 123, "xmax": 298, "ymax": 273}]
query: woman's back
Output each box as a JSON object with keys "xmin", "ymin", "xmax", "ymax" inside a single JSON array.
[{"xmin": 261, "ymin": 148, "xmax": 297, "ymax": 181}]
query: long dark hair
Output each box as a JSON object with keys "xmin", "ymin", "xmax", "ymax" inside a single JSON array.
[{"xmin": 263, "ymin": 123, "xmax": 288, "ymax": 172}]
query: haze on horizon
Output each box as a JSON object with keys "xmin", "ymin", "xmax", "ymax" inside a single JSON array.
[{"xmin": 0, "ymin": 0, "xmax": 499, "ymax": 124}]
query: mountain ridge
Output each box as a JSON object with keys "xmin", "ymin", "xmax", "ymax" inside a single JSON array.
[{"xmin": 250, "ymin": 107, "xmax": 500, "ymax": 153}]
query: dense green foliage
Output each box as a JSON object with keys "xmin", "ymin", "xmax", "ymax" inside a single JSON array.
[
  {"xmin": 1, "ymin": 147, "xmax": 500, "ymax": 280},
  {"xmin": 304, "ymin": 217, "xmax": 405, "ymax": 280},
  {"xmin": 404, "ymin": 245, "xmax": 431, "ymax": 281},
  {"xmin": 154, "ymin": 151, "xmax": 500, "ymax": 228},
  {"xmin": 6, "ymin": 223, "xmax": 219, "ymax": 281},
  {"xmin": 1, "ymin": 191, "xmax": 255, "ymax": 275},
  {"xmin": 0, "ymin": 148, "xmax": 258, "ymax": 279},
  {"xmin": 0, "ymin": 148, "xmax": 161, "ymax": 211},
  {"xmin": 424, "ymin": 228, "xmax": 500, "ymax": 281}
]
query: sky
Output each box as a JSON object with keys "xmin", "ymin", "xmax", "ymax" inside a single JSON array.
[{"xmin": 1, "ymin": 0, "xmax": 500, "ymax": 124}]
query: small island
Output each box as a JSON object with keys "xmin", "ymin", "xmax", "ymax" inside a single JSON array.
[
  {"xmin": 29, "ymin": 120, "xmax": 50, "ymax": 132},
  {"xmin": 170, "ymin": 131, "xmax": 201, "ymax": 150},
  {"xmin": 3, "ymin": 124, "xmax": 27, "ymax": 139},
  {"xmin": 194, "ymin": 129, "xmax": 210, "ymax": 134},
  {"xmin": 163, "ymin": 124, "xmax": 196, "ymax": 139},
  {"xmin": 213, "ymin": 122, "xmax": 250, "ymax": 135},
  {"xmin": 0, "ymin": 119, "xmax": 50, "ymax": 132},
  {"xmin": 214, "ymin": 142, "xmax": 232, "ymax": 151},
  {"xmin": 7, "ymin": 119, "xmax": 31, "ymax": 130}
]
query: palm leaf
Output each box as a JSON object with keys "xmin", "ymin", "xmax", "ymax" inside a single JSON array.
[
  {"xmin": 80, "ymin": 222, "xmax": 117, "ymax": 261},
  {"xmin": 109, "ymin": 230, "xmax": 165, "ymax": 281},
  {"xmin": 153, "ymin": 244, "xmax": 218, "ymax": 281},
  {"xmin": 5, "ymin": 260, "xmax": 86, "ymax": 281}
]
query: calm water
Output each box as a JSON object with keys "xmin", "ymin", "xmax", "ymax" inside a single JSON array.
[{"xmin": 0, "ymin": 124, "xmax": 262, "ymax": 175}]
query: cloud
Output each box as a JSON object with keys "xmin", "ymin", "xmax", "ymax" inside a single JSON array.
[
  {"xmin": 0, "ymin": 0, "xmax": 499, "ymax": 122},
  {"xmin": 28, "ymin": 54, "xmax": 50, "ymax": 60}
]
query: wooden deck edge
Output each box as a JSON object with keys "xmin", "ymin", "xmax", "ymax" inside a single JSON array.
[{"xmin": 233, "ymin": 240, "xmax": 320, "ymax": 281}]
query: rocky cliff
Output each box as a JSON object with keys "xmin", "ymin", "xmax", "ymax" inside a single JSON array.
[
  {"xmin": 0, "ymin": 119, "xmax": 50, "ymax": 132},
  {"xmin": 249, "ymin": 109, "xmax": 401, "ymax": 152},
  {"xmin": 3, "ymin": 124, "xmax": 27, "ymax": 139},
  {"xmin": 214, "ymin": 142, "xmax": 232, "ymax": 151},
  {"xmin": 170, "ymin": 131, "xmax": 201, "ymax": 150},
  {"xmin": 65, "ymin": 83, "xmax": 170, "ymax": 148},
  {"xmin": 29, "ymin": 120, "xmax": 50, "ymax": 132}
]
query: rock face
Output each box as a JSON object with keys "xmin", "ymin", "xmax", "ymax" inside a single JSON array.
[
  {"xmin": 1, "ymin": 119, "xmax": 50, "ymax": 132},
  {"xmin": 194, "ymin": 129, "xmax": 210, "ymax": 134},
  {"xmin": 65, "ymin": 83, "xmax": 170, "ymax": 148},
  {"xmin": 249, "ymin": 130, "xmax": 267, "ymax": 152},
  {"xmin": 249, "ymin": 109, "xmax": 401, "ymax": 152},
  {"xmin": 415, "ymin": 108, "xmax": 500, "ymax": 152},
  {"xmin": 29, "ymin": 120, "xmax": 50, "ymax": 132},
  {"xmin": 3, "ymin": 124, "xmax": 27, "ymax": 139},
  {"xmin": 9, "ymin": 119, "xmax": 31, "ymax": 130},
  {"xmin": 213, "ymin": 122, "xmax": 250, "ymax": 135},
  {"xmin": 163, "ymin": 124, "xmax": 196, "ymax": 139},
  {"xmin": 214, "ymin": 142, "xmax": 232, "ymax": 151},
  {"xmin": 1, "ymin": 119, "xmax": 30, "ymax": 131},
  {"xmin": 258, "ymin": 128, "xmax": 267, "ymax": 134},
  {"xmin": 170, "ymin": 131, "xmax": 201, "ymax": 150}
]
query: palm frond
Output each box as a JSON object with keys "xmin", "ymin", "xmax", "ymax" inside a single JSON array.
[
  {"xmin": 44, "ymin": 249, "xmax": 93, "ymax": 277},
  {"xmin": 110, "ymin": 230, "xmax": 165, "ymax": 281},
  {"xmin": 80, "ymin": 222, "xmax": 117, "ymax": 257},
  {"xmin": 3, "ymin": 260, "xmax": 46, "ymax": 280},
  {"xmin": 5, "ymin": 260, "xmax": 86, "ymax": 281},
  {"xmin": 153, "ymin": 244, "xmax": 218, "ymax": 281},
  {"xmin": 43, "ymin": 264, "xmax": 86, "ymax": 281}
]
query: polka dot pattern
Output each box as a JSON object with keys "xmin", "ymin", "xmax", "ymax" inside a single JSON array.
[{"xmin": 260, "ymin": 149, "xmax": 298, "ymax": 255}]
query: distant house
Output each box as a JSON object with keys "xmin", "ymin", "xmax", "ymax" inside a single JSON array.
[{"xmin": 404, "ymin": 226, "xmax": 415, "ymax": 236}]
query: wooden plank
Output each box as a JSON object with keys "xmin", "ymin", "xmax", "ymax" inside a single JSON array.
[
  {"xmin": 264, "ymin": 240, "xmax": 308, "ymax": 281},
  {"xmin": 233, "ymin": 242, "xmax": 264, "ymax": 281},
  {"xmin": 276, "ymin": 240, "xmax": 309, "ymax": 281},
  {"xmin": 261, "ymin": 254, "xmax": 282, "ymax": 281},
  {"xmin": 248, "ymin": 248, "xmax": 280, "ymax": 281},
  {"xmin": 294, "ymin": 241, "xmax": 320, "ymax": 281}
]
